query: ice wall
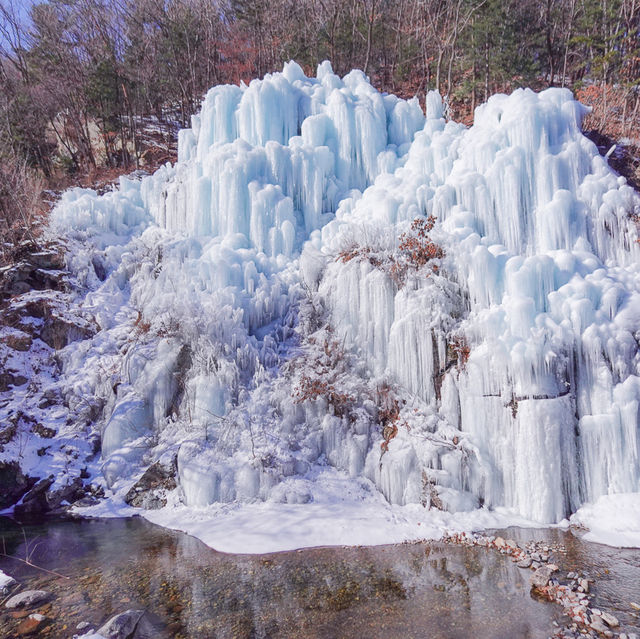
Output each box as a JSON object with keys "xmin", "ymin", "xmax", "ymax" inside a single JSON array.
[
  {"xmin": 318, "ymin": 87, "xmax": 640, "ymax": 522},
  {"xmin": 51, "ymin": 63, "xmax": 640, "ymax": 524}
]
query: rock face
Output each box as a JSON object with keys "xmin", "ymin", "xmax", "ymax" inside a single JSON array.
[
  {"xmin": 0, "ymin": 247, "xmax": 65, "ymax": 301},
  {"xmin": 4, "ymin": 590, "xmax": 52, "ymax": 609},
  {"xmin": 0, "ymin": 461, "xmax": 37, "ymax": 509},
  {"xmin": 124, "ymin": 459, "xmax": 177, "ymax": 510}
]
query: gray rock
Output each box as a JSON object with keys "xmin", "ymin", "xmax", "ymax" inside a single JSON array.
[
  {"xmin": 530, "ymin": 564, "xmax": 558, "ymax": 589},
  {"xmin": 39, "ymin": 315, "xmax": 94, "ymax": 350},
  {"xmin": 599, "ymin": 611, "xmax": 619, "ymax": 627},
  {"xmin": 29, "ymin": 251, "xmax": 64, "ymax": 271},
  {"xmin": 76, "ymin": 621, "xmax": 92, "ymax": 631},
  {"xmin": 5, "ymin": 590, "xmax": 51, "ymax": 609},
  {"xmin": 124, "ymin": 459, "xmax": 177, "ymax": 510},
  {"xmin": 97, "ymin": 610, "xmax": 145, "ymax": 639},
  {"xmin": 517, "ymin": 557, "xmax": 532, "ymax": 568},
  {"xmin": 96, "ymin": 609, "xmax": 157, "ymax": 639},
  {"xmin": 590, "ymin": 617, "xmax": 608, "ymax": 633}
]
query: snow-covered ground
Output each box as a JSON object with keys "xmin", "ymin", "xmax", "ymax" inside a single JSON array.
[
  {"xmin": 3, "ymin": 61, "xmax": 640, "ymax": 553},
  {"xmin": 570, "ymin": 493, "xmax": 640, "ymax": 548}
]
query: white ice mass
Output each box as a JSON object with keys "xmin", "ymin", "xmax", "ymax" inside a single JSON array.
[{"xmin": 46, "ymin": 61, "xmax": 640, "ymax": 548}]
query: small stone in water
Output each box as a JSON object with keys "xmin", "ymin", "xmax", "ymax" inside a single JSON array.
[
  {"xmin": 5, "ymin": 590, "xmax": 51, "ymax": 609},
  {"xmin": 599, "ymin": 611, "xmax": 619, "ymax": 627},
  {"xmin": 590, "ymin": 617, "xmax": 608, "ymax": 633},
  {"xmin": 530, "ymin": 565, "xmax": 558, "ymax": 589}
]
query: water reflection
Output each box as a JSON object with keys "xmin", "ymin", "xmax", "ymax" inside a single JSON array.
[{"xmin": 1, "ymin": 517, "xmax": 560, "ymax": 638}]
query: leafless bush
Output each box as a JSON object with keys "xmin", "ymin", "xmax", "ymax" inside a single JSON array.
[{"xmin": 0, "ymin": 155, "xmax": 44, "ymax": 265}]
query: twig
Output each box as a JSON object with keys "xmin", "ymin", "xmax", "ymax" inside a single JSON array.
[
  {"xmin": 0, "ymin": 552, "xmax": 70, "ymax": 580},
  {"xmin": 1, "ymin": 533, "xmax": 70, "ymax": 580}
]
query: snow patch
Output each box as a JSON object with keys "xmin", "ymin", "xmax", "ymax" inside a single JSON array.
[{"xmin": 570, "ymin": 493, "xmax": 640, "ymax": 547}]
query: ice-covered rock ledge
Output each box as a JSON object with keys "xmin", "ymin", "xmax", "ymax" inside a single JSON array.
[{"xmin": 42, "ymin": 61, "xmax": 640, "ymax": 552}]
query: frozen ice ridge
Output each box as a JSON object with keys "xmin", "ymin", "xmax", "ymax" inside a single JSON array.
[{"xmin": 50, "ymin": 61, "xmax": 640, "ymax": 535}]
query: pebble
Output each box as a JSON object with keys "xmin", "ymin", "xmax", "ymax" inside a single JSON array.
[{"xmin": 579, "ymin": 578, "xmax": 589, "ymax": 593}]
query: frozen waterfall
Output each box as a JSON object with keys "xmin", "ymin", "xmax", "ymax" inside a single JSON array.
[{"xmin": 51, "ymin": 61, "xmax": 640, "ymax": 526}]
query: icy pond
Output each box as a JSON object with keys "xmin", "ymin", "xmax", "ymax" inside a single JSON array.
[{"xmin": 0, "ymin": 517, "xmax": 639, "ymax": 638}]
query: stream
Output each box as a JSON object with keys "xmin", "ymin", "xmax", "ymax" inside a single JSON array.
[{"xmin": 0, "ymin": 516, "xmax": 638, "ymax": 638}]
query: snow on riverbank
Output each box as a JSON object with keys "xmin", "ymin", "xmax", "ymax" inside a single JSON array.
[
  {"xmin": 75, "ymin": 466, "xmax": 542, "ymax": 554},
  {"xmin": 570, "ymin": 493, "xmax": 640, "ymax": 548}
]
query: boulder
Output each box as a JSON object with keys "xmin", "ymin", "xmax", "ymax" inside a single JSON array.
[
  {"xmin": 13, "ymin": 476, "xmax": 55, "ymax": 518},
  {"xmin": 0, "ymin": 423, "xmax": 17, "ymax": 445}
]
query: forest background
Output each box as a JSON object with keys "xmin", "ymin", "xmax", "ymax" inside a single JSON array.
[{"xmin": 1, "ymin": 0, "xmax": 638, "ymax": 261}]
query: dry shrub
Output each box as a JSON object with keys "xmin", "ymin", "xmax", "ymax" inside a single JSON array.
[
  {"xmin": 0, "ymin": 157, "xmax": 44, "ymax": 265},
  {"xmin": 133, "ymin": 310, "xmax": 151, "ymax": 334},
  {"xmin": 293, "ymin": 374, "xmax": 354, "ymax": 418},
  {"xmin": 449, "ymin": 336, "xmax": 470, "ymax": 370},
  {"xmin": 337, "ymin": 216, "xmax": 445, "ymax": 288},
  {"xmin": 292, "ymin": 332, "xmax": 355, "ymax": 419},
  {"xmin": 376, "ymin": 383, "xmax": 405, "ymax": 453},
  {"xmin": 398, "ymin": 216, "xmax": 445, "ymax": 267}
]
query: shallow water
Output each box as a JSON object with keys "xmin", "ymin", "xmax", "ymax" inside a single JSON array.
[
  {"xmin": 0, "ymin": 516, "xmax": 562, "ymax": 639},
  {"xmin": 494, "ymin": 526, "xmax": 640, "ymax": 631}
]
